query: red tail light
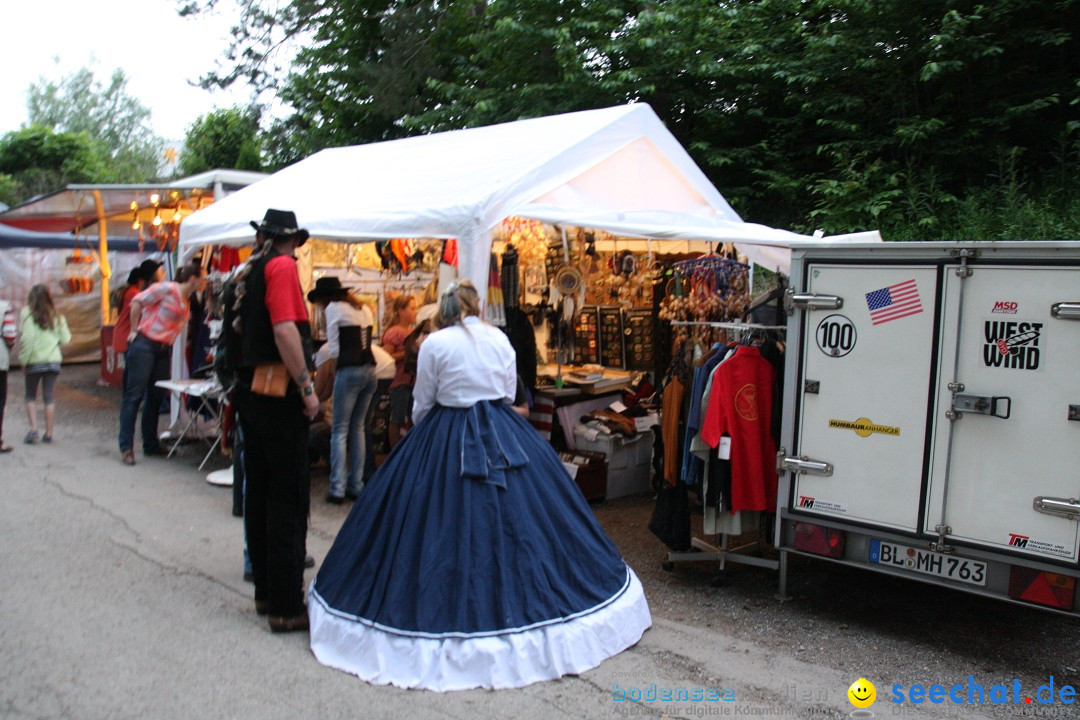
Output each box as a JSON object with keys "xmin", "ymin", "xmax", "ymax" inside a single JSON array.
[
  {"xmin": 1008, "ymin": 567, "xmax": 1076, "ymax": 610},
  {"xmin": 793, "ymin": 522, "xmax": 845, "ymax": 559}
]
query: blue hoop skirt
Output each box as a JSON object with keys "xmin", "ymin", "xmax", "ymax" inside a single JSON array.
[{"xmin": 308, "ymin": 400, "xmax": 651, "ymax": 690}]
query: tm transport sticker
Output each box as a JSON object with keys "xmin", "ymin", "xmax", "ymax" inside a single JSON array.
[
  {"xmin": 828, "ymin": 417, "xmax": 900, "ymax": 438},
  {"xmin": 982, "ymin": 320, "xmax": 1044, "ymax": 371},
  {"xmin": 1007, "ymin": 533, "xmax": 1072, "ymax": 558},
  {"xmin": 797, "ymin": 496, "xmax": 848, "ymax": 514},
  {"xmin": 815, "ymin": 314, "xmax": 856, "ymax": 357}
]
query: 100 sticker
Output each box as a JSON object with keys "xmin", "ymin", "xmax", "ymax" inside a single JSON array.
[{"xmin": 816, "ymin": 314, "xmax": 856, "ymax": 357}]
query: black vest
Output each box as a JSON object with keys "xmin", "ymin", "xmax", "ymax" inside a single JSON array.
[
  {"xmin": 239, "ymin": 248, "xmax": 313, "ymax": 371},
  {"xmin": 337, "ymin": 323, "xmax": 375, "ymax": 368}
]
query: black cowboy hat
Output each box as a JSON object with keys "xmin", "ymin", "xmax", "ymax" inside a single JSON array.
[
  {"xmin": 250, "ymin": 208, "xmax": 310, "ymax": 245},
  {"xmin": 138, "ymin": 259, "xmax": 163, "ymax": 282},
  {"xmin": 307, "ymin": 276, "xmax": 348, "ymax": 303}
]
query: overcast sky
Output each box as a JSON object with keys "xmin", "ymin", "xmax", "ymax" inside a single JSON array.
[{"xmin": 0, "ymin": 0, "xmax": 255, "ymax": 144}]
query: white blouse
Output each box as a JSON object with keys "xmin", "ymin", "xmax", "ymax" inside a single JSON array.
[
  {"xmin": 412, "ymin": 316, "xmax": 516, "ymax": 426},
  {"xmin": 324, "ymin": 301, "xmax": 374, "ymax": 359}
]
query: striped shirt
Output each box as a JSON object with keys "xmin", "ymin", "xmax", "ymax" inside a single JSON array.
[
  {"xmin": 134, "ymin": 281, "xmax": 190, "ymax": 345},
  {"xmin": 1, "ymin": 304, "xmax": 14, "ymax": 344}
]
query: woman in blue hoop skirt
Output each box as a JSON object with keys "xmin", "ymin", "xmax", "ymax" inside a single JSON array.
[{"xmin": 308, "ymin": 280, "xmax": 651, "ymax": 691}]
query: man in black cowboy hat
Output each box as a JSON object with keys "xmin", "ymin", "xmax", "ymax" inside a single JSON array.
[{"xmin": 235, "ymin": 208, "xmax": 319, "ymax": 633}]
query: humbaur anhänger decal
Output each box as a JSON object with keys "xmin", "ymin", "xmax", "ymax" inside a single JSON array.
[{"xmin": 828, "ymin": 417, "xmax": 900, "ymax": 438}]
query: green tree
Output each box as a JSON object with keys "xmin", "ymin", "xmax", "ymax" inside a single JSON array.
[
  {"xmin": 179, "ymin": 106, "xmax": 263, "ymax": 175},
  {"xmin": 27, "ymin": 66, "xmax": 164, "ymax": 182},
  {"xmin": 184, "ymin": 0, "xmax": 1080, "ymax": 236},
  {"xmin": 0, "ymin": 125, "xmax": 109, "ymax": 206}
]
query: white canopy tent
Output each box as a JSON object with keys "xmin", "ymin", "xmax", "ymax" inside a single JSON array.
[{"xmin": 179, "ymin": 103, "xmax": 877, "ymax": 284}]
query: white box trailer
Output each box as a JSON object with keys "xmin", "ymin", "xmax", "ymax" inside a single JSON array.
[{"xmin": 777, "ymin": 241, "xmax": 1080, "ymax": 613}]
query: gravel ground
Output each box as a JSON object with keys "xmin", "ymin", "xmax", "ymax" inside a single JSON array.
[
  {"xmin": 25, "ymin": 363, "xmax": 1080, "ymax": 716},
  {"xmin": 596, "ymin": 492, "xmax": 1080, "ymax": 713}
]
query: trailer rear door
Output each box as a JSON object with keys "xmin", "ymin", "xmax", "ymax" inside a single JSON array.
[
  {"xmin": 926, "ymin": 265, "xmax": 1080, "ymax": 562},
  {"xmin": 792, "ymin": 264, "xmax": 938, "ymax": 532}
]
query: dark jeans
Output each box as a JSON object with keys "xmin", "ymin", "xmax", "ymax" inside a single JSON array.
[
  {"xmin": 117, "ymin": 334, "xmax": 171, "ymax": 452},
  {"xmin": 364, "ymin": 378, "xmax": 392, "ymax": 480},
  {"xmin": 238, "ymin": 386, "xmax": 310, "ymax": 617},
  {"xmin": 0, "ymin": 369, "xmax": 7, "ymax": 443}
]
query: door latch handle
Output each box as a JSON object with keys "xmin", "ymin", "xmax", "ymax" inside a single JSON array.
[
  {"xmin": 1034, "ymin": 497, "xmax": 1080, "ymax": 520},
  {"xmin": 780, "ymin": 456, "xmax": 833, "ymax": 477},
  {"xmin": 953, "ymin": 393, "xmax": 1011, "ymax": 419}
]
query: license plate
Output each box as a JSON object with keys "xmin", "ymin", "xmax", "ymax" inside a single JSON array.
[{"xmin": 869, "ymin": 540, "xmax": 987, "ymax": 586}]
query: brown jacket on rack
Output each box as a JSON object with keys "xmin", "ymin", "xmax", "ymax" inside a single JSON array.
[{"xmin": 661, "ymin": 376, "xmax": 685, "ymax": 486}]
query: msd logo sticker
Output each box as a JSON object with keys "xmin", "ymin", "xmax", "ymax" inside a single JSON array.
[
  {"xmin": 992, "ymin": 301, "xmax": 1019, "ymax": 314},
  {"xmin": 1008, "ymin": 533, "xmax": 1030, "ymax": 548}
]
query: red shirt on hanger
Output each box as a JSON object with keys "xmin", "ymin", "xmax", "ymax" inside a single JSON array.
[{"xmin": 700, "ymin": 345, "xmax": 778, "ymax": 513}]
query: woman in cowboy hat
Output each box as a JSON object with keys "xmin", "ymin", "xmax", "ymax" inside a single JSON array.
[{"xmin": 307, "ymin": 276, "xmax": 377, "ymax": 504}]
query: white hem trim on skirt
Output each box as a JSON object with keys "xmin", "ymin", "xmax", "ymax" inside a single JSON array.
[{"xmin": 307, "ymin": 567, "xmax": 652, "ymax": 691}]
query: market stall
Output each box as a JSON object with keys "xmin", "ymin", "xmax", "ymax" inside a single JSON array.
[
  {"xmin": 0, "ymin": 170, "xmax": 268, "ymax": 383},
  {"xmin": 0, "ymin": 223, "xmax": 163, "ymax": 364},
  {"xmin": 176, "ymin": 104, "xmax": 829, "ymax": 284},
  {"xmin": 176, "ymin": 104, "xmax": 879, "ymax": 491}
]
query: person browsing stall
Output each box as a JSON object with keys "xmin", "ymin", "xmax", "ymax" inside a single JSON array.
[
  {"xmin": 112, "ymin": 264, "xmax": 153, "ymax": 366},
  {"xmin": 380, "ymin": 294, "xmax": 417, "ymax": 448},
  {"xmin": 117, "ymin": 265, "xmax": 206, "ymax": 465},
  {"xmin": 234, "ymin": 209, "xmax": 319, "ymax": 634},
  {"xmin": 0, "ymin": 298, "xmax": 14, "ymax": 453},
  {"xmin": 307, "ymin": 276, "xmax": 377, "ymax": 504}
]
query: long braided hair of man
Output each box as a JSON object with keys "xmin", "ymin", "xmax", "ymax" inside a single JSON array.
[{"xmin": 229, "ymin": 236, "xmax": 276, "ymax": 336}]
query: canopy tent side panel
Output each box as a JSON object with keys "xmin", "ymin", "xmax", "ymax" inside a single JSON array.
[{"xmin": 0, "ymin": 246, "xmax": 163, "ymax": 363}]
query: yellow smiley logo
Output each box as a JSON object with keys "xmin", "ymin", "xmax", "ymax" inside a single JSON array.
[{"xmin": 847, "ymin": 678, "xmax": 876, "ymax": 708}]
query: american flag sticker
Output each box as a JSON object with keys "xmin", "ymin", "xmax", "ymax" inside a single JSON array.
[{"xmin": 865, "ymin": 279, "xmax": 923, "ymax": 325}]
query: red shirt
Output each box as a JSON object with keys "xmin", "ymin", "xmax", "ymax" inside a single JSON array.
[
  {"xmin": 264, "ymin": 255, "xmax": 308, "ymax": 325},
  {"xmin": 381, "ymin": 324, "xmax": 413, "ymax": 389},
  {"xmin": 700, "ymin": 345, "xmax": 777, "ymax": 513},
  {"xmin": 113, "ymin": 284, "xmax": 140, "ymax": 352}
]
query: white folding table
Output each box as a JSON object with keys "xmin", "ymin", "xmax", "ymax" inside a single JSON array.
[{"xmin": 154, "ymin": 378, "xmax": 225, "ymax": 470}]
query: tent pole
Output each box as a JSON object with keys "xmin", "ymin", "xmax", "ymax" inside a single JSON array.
[{"xmin": 92, "ymin": 190, "xmax": 112, "ymax": 326}]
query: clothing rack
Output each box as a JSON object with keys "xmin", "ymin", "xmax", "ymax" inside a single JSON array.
[
  {"xmin": 671, "ymin": 256, "xmax": 747, "ymax": 271},
  {"xmin": 662, "ymin": 533, "xmax": 780, "ymax": 574},
  {"xmin": 662, "ymin": 319, "xmax": 786, "ymax": 578},
  {"xmin": 670, "ymin": 320, "xmax": 787, "ymax": 332}
]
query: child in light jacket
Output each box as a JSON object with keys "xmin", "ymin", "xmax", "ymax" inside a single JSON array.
[{"xmin": 18, "ymin": 285, "xmax": 71, "ymax": 444}]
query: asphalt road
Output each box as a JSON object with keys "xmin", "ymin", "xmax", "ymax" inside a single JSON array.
[{"xmin": 0, "ymin": 364, "xmax": 1068, "ymax": 719}]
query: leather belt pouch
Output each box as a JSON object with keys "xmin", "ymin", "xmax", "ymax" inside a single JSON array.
[{"xmin": 251, "ymin": 362, "xmax": 289, "ymax": 397}]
